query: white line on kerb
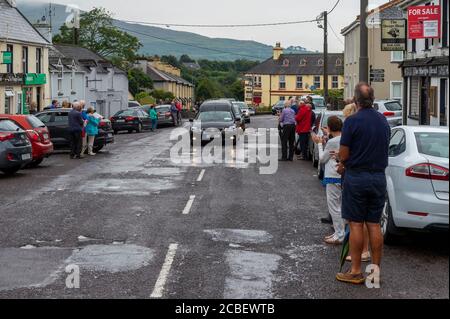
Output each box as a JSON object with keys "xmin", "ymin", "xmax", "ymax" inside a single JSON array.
[
  {"xmin": 196, "ymin": 169, "xmax": 206, "ymax": 182},
  {"xmin": 150, "ymin": 243, "xmax": 179, "ymax": 298},
  {"xmin": 182, "ymin": 195, "xmax": 196, "ymax": 215}
]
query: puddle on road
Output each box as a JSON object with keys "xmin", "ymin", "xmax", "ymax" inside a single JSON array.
[
  {"xmin": 204, "ymin": 229, "xmax": 273, "ymax": 245},
  {"xmin": 224, "ymin": 250, "xmax": 281, "ymax": 299},
  {"xmin": 0, "ymin": 244, "xmax": 155, "ymax": 292}
]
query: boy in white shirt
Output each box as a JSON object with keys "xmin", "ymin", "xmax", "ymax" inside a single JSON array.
[{"xmin": 312, "ymin": 116, "xmax": 345, "ymax": 244}]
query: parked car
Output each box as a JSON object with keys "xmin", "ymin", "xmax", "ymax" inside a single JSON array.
[
  {"xmin": 272, "ymin": 101, "xmax": 285, "ymax": 115},
  {"xmin": 0, "ymin": 115, "xmax": 53, "ymax": 167},
  {"xmin": 35, "ymin": 109, "xmax": 114, "ymax": 153},
  {"xmin": 382, "ymin": 126, "xmax": 449, "ymax": 243},
  {"xmin": 190, "ymin": 101, "xmax": 240, "ymax": 145},
  {"xmin": 155, "ymin": 105, "xmax": 177, "ymax": 126},
  {"xmin": 247, "ymin": 106, "xmax": 256, "ymax": 116},
  {"xmin": 110, "ymin": 108, "xmax": 152, "ymax": 134},
  {"xmin": 374, "ymin": 100, "xmax": 403, "ymax": 127},
  {"xmin": 310, "ymin": 110, "xmax": 346, "ymax": 167},
  {"xmin": 300, "ymin": 95, "xmax": 326, "ymax": 112},
  {"xmin": 232, "ymin": 101, "xmax": 251, "ymax": 123},
  {"xmin": 231, "ymin": 103, "xmax": 246, "ymax": 130},
  {"xmin": 0, "ymin": 119, "xmax": 32, "ymax": 175},
  {"xmin": 128, "ymin": 101, "xmax": 141, "ymax": 108}
]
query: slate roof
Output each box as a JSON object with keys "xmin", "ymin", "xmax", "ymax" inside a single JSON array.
[
  {"xmin": 147, "ymin": 65, "xmax": 194, "ymax": 87},
  {"xmin": 0, "ymin": 0, "xmax": 49, "ymax": 45},
  {"xmin": 246, "ymin": 53, "xmax": 344, "ymax": 76},
  {"xmin": 53, "ymin": 44, "xmax": 126, "ymax": 75}
]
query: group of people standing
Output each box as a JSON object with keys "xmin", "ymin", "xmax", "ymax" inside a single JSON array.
[
  {"xmin": 68, "ymin": 100, "xmax": 101, "ymax": 159},
  {"xmin": 278, "ymin": 96, "xmax": 315, "ymax": 161},
  {"xmin": 309, "ymin": 83, "xmax": 390, "ymax": 285}
]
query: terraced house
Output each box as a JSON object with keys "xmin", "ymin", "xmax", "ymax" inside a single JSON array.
[
  {"xmin": 0, "ymin": 0, "xmax": 50, "ymax": 114},
  {"xmin": 244, "ymin": 43, "xmax": 344, "ymax": 107}
]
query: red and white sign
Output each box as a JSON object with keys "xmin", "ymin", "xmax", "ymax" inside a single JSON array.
[{"xmin": 407, "ymin": 5, "xmax": 441, "ymax": 39}]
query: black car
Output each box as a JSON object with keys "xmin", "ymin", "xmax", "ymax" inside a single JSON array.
[
  {"xmin": 190, "ymin": 101, "xmax": 241, "ymax": 145},
  {"xmin": 35, "ymin": 109, "xmax": 114, "ymax": 153},
  {"xmin": 0, "ymin": 119, "xmax": 32, "ymax": 175},
  {"xmin": 110, "ymin": 108, "xmax": 152, "ymax": 134},
  {"xmin": 272, "ymin": 100, "xmax": 285, "ymax": 115}
]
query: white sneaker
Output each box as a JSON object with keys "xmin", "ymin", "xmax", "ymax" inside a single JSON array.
[{"xmin": 88, "ymin": 153, "xmax": 96, "ymax": 156}]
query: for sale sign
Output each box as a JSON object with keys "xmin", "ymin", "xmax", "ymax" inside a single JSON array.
[{"xmin": 408, "ymin": 5, "xmax": 441, "ymax": 39}]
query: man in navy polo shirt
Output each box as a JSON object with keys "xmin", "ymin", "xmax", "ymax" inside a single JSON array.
[{"xmin": 336, "ymin": 83, "xmax": 390, "ymax": 285}]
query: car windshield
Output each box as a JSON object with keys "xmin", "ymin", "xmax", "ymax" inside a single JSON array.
[
  {"xmin": 313, "ymin": 98, "xmax": 325, "ymax": 108},
  {"xmin": 322, "ymin": 114, "xmax": 345, "ymax": 126},
  {"xmin": 115, "ymin": 110, "xmax": 137, "ymax": 117},
  {"xmin": 156, "ymin": 106, "xmax": 171, "ymax": 113},
  {"xmin": 233, "ymin": 106, "xmax": 242, "ymax": 115},
  {"xmin": 384, "ymin": 101, "xmax": 402, "ymax": 111},
  {"xmin": 233, "ymin": 102, "xmax": 247, "ymax": 109},
  {"xmin": 415, "ymin": 132, "xmax": 449, "ymax": 158},
  {"xmin": 27, "ymin": 115, "xmax": 46, "ymax": 128},
  {"xmin": 198, "ymin": 111, "xmax": 233, "ymax": 122},
  {"xmin": 0, "ymin": 119, "xmax": 21, "ymax": 132}
]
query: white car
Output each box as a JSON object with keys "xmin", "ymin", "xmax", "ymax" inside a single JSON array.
[
  {"xmin": 382, "ymin": 126, "xmax": 449, "ymax": 243},
  {"xmin": 374, "ymin": 100, "xmax": 403, "ymax": 128}
]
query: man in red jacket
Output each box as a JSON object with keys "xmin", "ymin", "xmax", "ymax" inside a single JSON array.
[{"xmin": 295, "ymin": 101, "xmax": 312, "ymax": 160}]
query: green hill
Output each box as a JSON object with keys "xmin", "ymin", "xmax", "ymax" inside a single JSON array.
[{"xmin": 17, "ymin": 1, "xmax": 309, "ymax": 61}]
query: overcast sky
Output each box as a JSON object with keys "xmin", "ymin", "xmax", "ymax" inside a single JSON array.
[{"xmin": 24, "ymin": 0, "xmax": 388, "ymax": 52}]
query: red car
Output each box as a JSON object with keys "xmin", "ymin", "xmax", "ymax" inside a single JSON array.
[{"xmin": 0, "ymin": 114, "xmax": 54, "ymax": 167}]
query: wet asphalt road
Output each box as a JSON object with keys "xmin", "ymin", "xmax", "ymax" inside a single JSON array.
[{"xmin": 0, "ymin": 115, "xmax": 448, "ymax": 299}]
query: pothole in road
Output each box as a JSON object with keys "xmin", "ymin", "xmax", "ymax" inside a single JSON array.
[
  {"xmin": 224, "ymin": 250, "xmax": 281, "ymax": 299},
  {"xmin": 79, "ymin": 178, "xmax": 177, "ymax": 196},
  {"xmin": 0, "ymin": 244, "xmax": 155, "ymax": 292},
  {"xmin": 204, "ymin": 229, "xmax": 273, "ymax": 245}
]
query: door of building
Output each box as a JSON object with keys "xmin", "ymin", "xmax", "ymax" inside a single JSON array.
[
  {"xmin": 22, "ymin": 87, "xmax": 33, "ymax": 114},
  {"xmin": 419, "ymin": 77, "xmax": 430, "ymax": 125},
  {"xmin": 36, "ymin": 87, "xmax": 42, "ymax": 111}
]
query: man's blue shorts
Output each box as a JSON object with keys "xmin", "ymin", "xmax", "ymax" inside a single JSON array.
[{"xmin": 342, "ymin": 169, "xmax": 387, "ymax": 224}]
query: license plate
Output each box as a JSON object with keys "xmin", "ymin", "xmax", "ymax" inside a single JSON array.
[
  {"xmin": 108, "ymin": 133, "xmax": 113, "ymax": 138},
  {"xmin": 22, "ymin": 154, "xmax": 31, "ymax": 160},
  {"xmin": 116, "ymin": 120, "xmax": 125, "ymax": 123}
]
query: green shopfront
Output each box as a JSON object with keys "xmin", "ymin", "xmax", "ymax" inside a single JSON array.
[{"xmin": 22, "ymin": 73, "xmax": 47, "ymax": 114}]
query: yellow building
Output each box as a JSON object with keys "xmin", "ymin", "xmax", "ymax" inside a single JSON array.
[
  {"xmin": 244, "ymin": 43, "xmax": 344, "ymax": 107},
  {"xmin": 0, "ymin": 0, "xmax": 51, "ymax": 114},
  {"xmin": 135, "ymin": 58, "xmax": 195, "ymax": 108}
]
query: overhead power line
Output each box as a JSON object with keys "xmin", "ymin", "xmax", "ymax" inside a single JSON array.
[
  {"xmin": 121, "ymin": 18, "xmax": 319, "ymax": 28},
  {"xmin": 116, "ymin": 25, "xmax": 263, "ymax": 60},
  {"xmin": 328, "ymin": 21, "xmax": 345, "ymax": 47},
  {"xmin": 328, "ymin": 0, "xmax": 341, "ymax": 14}
]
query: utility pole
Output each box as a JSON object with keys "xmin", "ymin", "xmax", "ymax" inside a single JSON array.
[
  {"xmin": 323, "ymin": 10, "xmax": 329, "ymax": 107},
  {"xmin": 360, "ymin": 0, "xmax": 369, "ymax": 83}
]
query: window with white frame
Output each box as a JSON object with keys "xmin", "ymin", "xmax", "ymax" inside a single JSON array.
[
  {"xmin": 332, "ymin": 76, "xmax": 339, "ymax": 89},
  {"xmin": 314, "ymin": 76, "xmax": 321, "ymax": 89},
  {"xmin": 390, "ymin": 81, "xmax": 403, "ymax": 101},
  {"xmin": 391, "ymin": 51, "xmax": 404, "ymax": 62},
  {"xmin": 296, "ymin": 76, "xmax": 303, "ymax": 89},
  {"xmin": 279, "ymin": 75, "xmax": 286, "ymax": 89}
]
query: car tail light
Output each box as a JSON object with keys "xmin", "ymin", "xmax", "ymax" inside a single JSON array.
[
  {"xmin": 110, "ymin": 117, "xmax": 115, "ymax": 122},
  {"xmin": 383, "ymin": 112, "xmax": 395, "ymax": 117},
  {"xmin": 408, "ymin": 211, "xmax": 429, "ymax": 217},
  {"xmin": 26, "ymin": 130, "xmax": 40, "ymax": 142},
  {"xmin": 0, "ymin": 132, "xmax": 14, "ymax": 142},
  {"xmin": 99, "ymin": 121, "xmax": 107, "ymax": 127},
  {"xmin": 406, "ymin": 163, "xmax": 449, "ymax": 181},
  {"xmin": 125, "ymin": 116, "xmax": 136, "ymax": 122},
  {"xmin": 6, "ymin": 153, "xmax": 14, "ymax": 161}
]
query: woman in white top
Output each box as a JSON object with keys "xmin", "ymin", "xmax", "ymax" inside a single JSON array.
[{"xmin": 312, "ymin": 116, "xmax": 345, "ymax": 244}]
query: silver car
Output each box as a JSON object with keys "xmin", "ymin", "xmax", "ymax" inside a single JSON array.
[
  {"xmin": 374, "ymin": 100, "xmax": 403, "ymax": 128},
  {"xmin": 382, "ymin": 126, "xmax": 449, "ymax": 244}
]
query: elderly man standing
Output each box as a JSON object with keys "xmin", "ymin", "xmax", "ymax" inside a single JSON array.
[
  {"xmin": 279, "ymin": 101, "xmax": 296, "ymax": 162},
  {"xmin": 68, "ymin": 102, "xmax": 84, "ymax": 159},
  {"xmin": 336, "ymin": 83, "xmax": 390, "ymax": 285}
]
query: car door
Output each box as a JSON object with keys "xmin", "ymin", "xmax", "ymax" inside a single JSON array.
[
  {"xmin": 52, "ymin": 111, "xmax": 71, "ymax": 147},
  {"xmin": 387, "ymin": 129, "xmax": 407, "ymax": 206},
  {"xmin": 139, "ymin": 109, "xmax": 151, "ymax": 129},
  {"xmin": 36, "ymin": 112, "xmax": 56, "ymax": 142}
]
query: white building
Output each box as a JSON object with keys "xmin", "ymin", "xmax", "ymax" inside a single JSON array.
[
  {"xmin": 53, "ymin": 44, "xmax": 129, "ymax": 118},
  {"xmin": 399, "ymin": 0, "xmax": 449, "ymax": 127}
]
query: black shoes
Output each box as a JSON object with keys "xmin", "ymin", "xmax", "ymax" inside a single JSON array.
[{"xmin": 321, "ymin": 216, "xmax": 333, "ymax": 224}]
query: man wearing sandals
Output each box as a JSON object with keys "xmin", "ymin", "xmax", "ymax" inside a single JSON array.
[{"xmin": 336, "ymin": 83, "xmax": 390, "ymax": 285}]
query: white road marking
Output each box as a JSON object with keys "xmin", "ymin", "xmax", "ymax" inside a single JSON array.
[
  {"xmin": 182, "ymin": 195, "xmax": 196, "ymax": 215},
  {"xmin": 150, "ymin": 243, "xmax": 178, "ymax": 298},
  {"xmin": 196, "ymin": 169, "xmax": 206, "ymax": 182}
]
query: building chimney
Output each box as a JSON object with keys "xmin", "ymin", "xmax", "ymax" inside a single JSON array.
[
  {"xmin": 273, "ymin": 42, "xmax": 283, "ymax": 60},
  {"xmin": 34, "ymin": 23, "xmax": 52, "ymax": 43}
]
